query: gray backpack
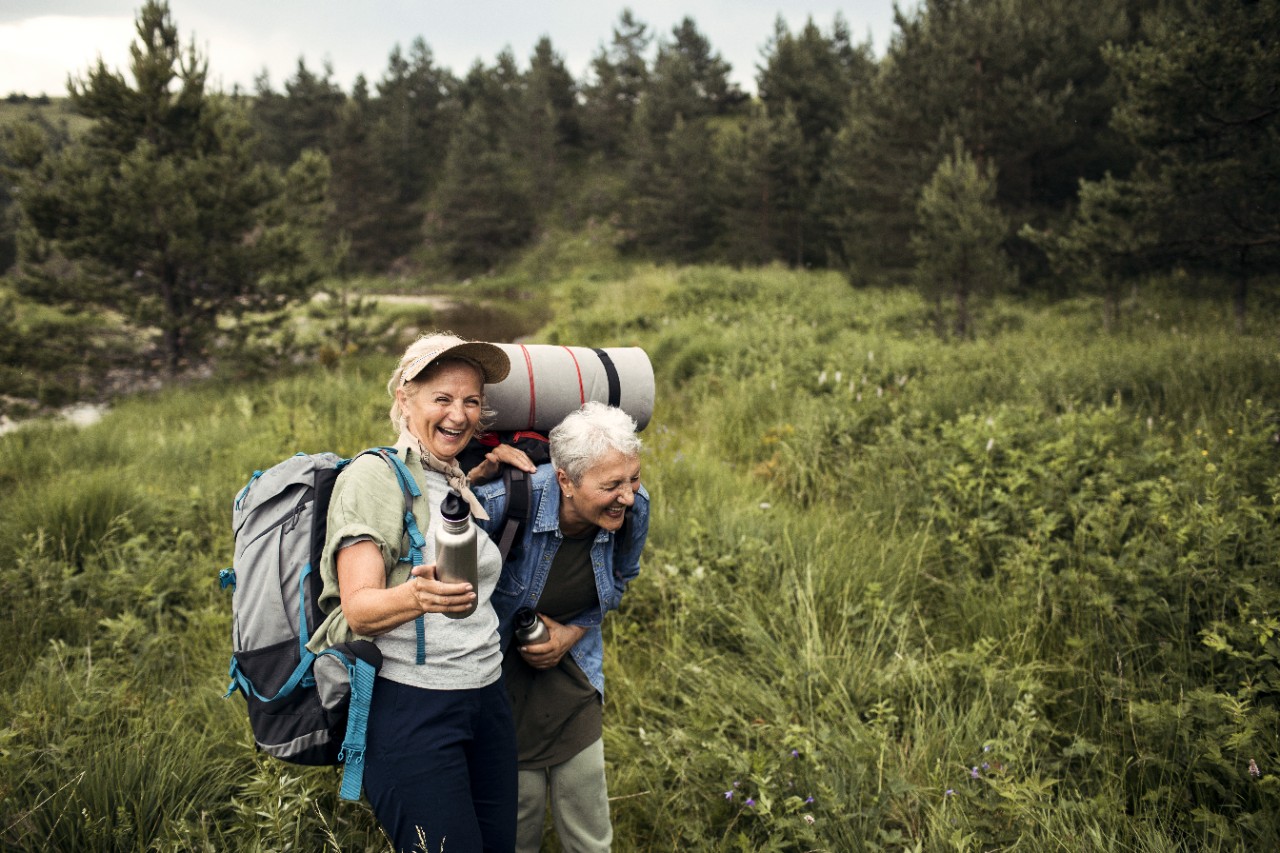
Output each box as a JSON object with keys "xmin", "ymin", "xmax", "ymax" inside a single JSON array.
[{"xmin": 220, "ymin": 448, "xmax": 425, "ymax": 800}]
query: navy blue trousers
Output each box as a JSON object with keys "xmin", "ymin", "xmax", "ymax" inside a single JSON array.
[{"xmin": 364, "ymin": 677, "xmax": 517, "ymax": 853}]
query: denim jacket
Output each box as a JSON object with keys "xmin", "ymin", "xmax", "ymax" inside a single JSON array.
[{"xmin": 474, "ymin": 464, "xmax": 649, "ymax": 697}]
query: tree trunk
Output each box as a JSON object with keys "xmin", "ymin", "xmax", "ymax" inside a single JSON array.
[
  {"xmin": 955, "ymin": 282, "xmax": 970, "ymax": 339},
  {"xmin": 1234, "ymin": 246, "xmax": 1249, "ymax": 334},
  {"xmin": 159, "ymin": 269, "xmax": 185, "ymax": 374}
]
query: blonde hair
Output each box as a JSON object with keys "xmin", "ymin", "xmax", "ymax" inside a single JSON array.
[{"xmin": 387, "ymin": 332, "xmax": 495, "ymax": 435}]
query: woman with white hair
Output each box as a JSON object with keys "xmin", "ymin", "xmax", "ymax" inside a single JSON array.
[
  {"xmin": 310, "ymin": 331, "xmax": 527, "ymax": 852},
  {"xmin": 476, "ymin": 401, "xmax": 650, "ymax": 853}
]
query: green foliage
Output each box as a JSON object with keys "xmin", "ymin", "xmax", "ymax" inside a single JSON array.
[
  {"xmin": 830, "ymin": 0, "xmax": 1133, "ymax": 277},
  {"xmin": 0, "ymin": 361, "xmax": 398, "ymax": 851},
  {"xmin": 1083, "ymin": 0, "xmax": 1280, "ymax": 326},
  {"xmin": 540, "ymin": 263, "xmax": 1280, "ymax": 849},
  {"xmin": 424, "ymin": 103, "xmax": 536, "ymax": 276},
  {"xmin": 581, "ymin": 10, "xmax": 652, "ymax": 159},
  {"xmin": 647, "ymin": 16, "xmax": 746, "ymax": 134},
  {"xmin": 2, "ymin": 265, "xmax": 1279, "ymax": 848},
  {"xmin": 911, "ymin": 139, "xmax": 1015, "ymax": 337},
  {"xmin": 3, "ymin": 1, "xmax": 331, "ymax": 371},
  {"xmin": 621, "ymin": 113, "xmax": 723, "ymax": 262},
  {"xmin": 10, "ymin": 0, "xmax": 1274, "ymax": 317},
  {"xmin": 757, "ymin": 15, "xmax": 877, "ymax": 267},
  {"xmin": 1021, "ymin": 174, "xmax": 1159, "ymax": 327}
]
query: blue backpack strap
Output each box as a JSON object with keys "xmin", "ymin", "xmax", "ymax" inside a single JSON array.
[
  {"xmin": 233, "ymin": 470, "xmax": 264, "ymax": 510},
  {"xmin": 337, "ymin": 653, "xmax": 378, "ymax": 801},
  {"xmin": 372, "ymin": 449, "xmax": 429, "ymax": 665},
  {"xmin": 225, "ymin": 647, "xmax": 317, "ymax": 703}
]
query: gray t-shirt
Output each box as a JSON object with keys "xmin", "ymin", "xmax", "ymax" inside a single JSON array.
[{"xmin": 310, "ymin": 438, "xmax": 503, "ymax": 690}]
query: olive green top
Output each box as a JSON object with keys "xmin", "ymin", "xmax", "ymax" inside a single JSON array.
[{"xmin": 306, "ymin": 435, "xmax": 503, "ymax": 690}]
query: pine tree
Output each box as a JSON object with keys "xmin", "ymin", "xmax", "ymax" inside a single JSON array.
[
  {"xmin": 911, "ymin": 139, "xmax": 1013, "ymax": 337},
  {"xmin": 581, "ymin": 9, "xmax": 652, "ymax": 158},
  {"xmin": 831, "ymin": 0, "xmax": 1132, "ymax": 277},
  {"xmin": 250, "ymin": 59, "xmax": 345, "ymax": 167},
  {"xmin": 425, "ymin": 103, "xmax": 536, "ymax": 275},
  {"xmin": 622, "ymin": 110, "xmax": 723, "ymax": 260},
  {"xmin": 647, "ymin": 17, "xmax": 745, "ymax": 135},
  {"xmin": 715, "ymin": 105, "xmax": 809, "ymax": 266},
  {"xmin": 1102, "ymin": 0, "xmax": 1280, "ymax": 328},
  {"xmin": 1021, "ymin": 173, "xmax": 1157, "ymax": 328},
  {"xmin": 4, "ymin": 0, "xmax": 329, "ymax": 370},
  {"xmin": 757, "ymin": 14, "xmax": 875, "ymax": 266},
  {"xmin": 361, "ymin": 39, "xmax": 459, "ymax": 267},
  {"xmin": 716, "ymin": 108, "xmax": 778, "ymax": 266}
]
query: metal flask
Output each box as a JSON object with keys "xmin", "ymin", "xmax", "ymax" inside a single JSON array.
[
  {"xmin": 434, "ymin": 490, "xmax": 478, "ymax": 619},
  {"xmin": 512, "ymin": 608, "xmax": 549, "ymax": 645}
]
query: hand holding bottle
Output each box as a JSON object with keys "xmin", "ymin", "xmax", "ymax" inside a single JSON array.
[
  {"xmin": 516, "ymin": 613, "xmax": 587, "ymax": 670},
  {"xmin": 409, "ymin": 563, "xmax": 476, "ymax": 614}
]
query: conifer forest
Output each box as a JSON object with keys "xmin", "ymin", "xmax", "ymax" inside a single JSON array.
[{"xmin": 1, "ymin": 1, "xmax": 1278, "ymax": 850}]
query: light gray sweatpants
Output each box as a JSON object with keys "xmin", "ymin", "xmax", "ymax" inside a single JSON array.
[{"xmin": 516, "ymin": 738, "xmax": 612, "ymax": 853}]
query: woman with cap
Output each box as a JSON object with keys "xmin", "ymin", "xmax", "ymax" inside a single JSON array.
[{"xmin": 310, "ymin": 331, "xmax": 525, "ymax": 852}]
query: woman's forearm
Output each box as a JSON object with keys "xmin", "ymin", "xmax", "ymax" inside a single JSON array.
[{"xmin": 338, "ymin": 540, "xmax": 476, "ymax": 635}]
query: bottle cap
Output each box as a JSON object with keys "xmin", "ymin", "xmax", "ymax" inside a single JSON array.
[{"xmin": 440, "ymin": 490, "xmax": 469, "ymax": 522}]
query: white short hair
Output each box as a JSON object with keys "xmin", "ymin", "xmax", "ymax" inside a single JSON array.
[{"xmin": 549, "ymin": 402, "xmax": 641, "ymax": 484}]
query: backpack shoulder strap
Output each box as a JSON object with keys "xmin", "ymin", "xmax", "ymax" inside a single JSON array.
[
  {"xmin": 360, "ymin": 447, "xmax": 429, "ymax": 664},
  {"xmin": 495, "ymin": 465, "xmax": 533, "ymax": 563},
  {"xmin": 355, "ymin": 447, "xmax": 425, "ymax": 566}
]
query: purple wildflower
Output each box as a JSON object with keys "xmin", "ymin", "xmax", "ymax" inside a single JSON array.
[
  {"xmin": 970, "ymin": 766, "xmax": 980, "ymax": 779},
  {"xmin": 724, "ymin": 791, "xmax": 733, "ymax": 800},
  {"xmin": 745, "ymin": 798, "xmax": 756, "ymax": 807},
  {"xmin": 945, "ymin": 789, "xmax": 955, "ymax": 797}
]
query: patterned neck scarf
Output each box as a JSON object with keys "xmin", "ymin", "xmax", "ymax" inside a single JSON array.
[{"xmin": 403, "ymin": 432, "xmax": 490, "ymax": 521}]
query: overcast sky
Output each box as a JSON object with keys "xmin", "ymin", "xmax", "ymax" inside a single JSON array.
[{"xmin": 1, "ymin": 1, "xmax": 905, "ymax": 98}]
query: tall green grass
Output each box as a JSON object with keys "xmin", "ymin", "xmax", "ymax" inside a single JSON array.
[
  {"xmin": 0, "ymin": 264, "xmax": 1276, "ymax": 850},
  {"xmin": 542, "ymin": 266, "xmax": 1279, "ymax": 851}
]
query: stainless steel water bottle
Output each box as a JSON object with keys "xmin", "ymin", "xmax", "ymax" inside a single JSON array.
[
  {"xmin": 434, "ymin": 490, "xmax": 478, "ymax": 619},
  {"xmin": 513, "ymin": 608, "xmax": 549, "ymax": 645}
]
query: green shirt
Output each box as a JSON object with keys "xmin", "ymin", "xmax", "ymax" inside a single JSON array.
[{"xmin": 307, "ymin": 434, "xmax": 503, "ymax": 690}]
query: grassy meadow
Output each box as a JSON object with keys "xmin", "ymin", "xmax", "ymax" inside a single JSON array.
[{"xmin": 1, "ymin": 263, "xmax": 1278, "ymax": 851}]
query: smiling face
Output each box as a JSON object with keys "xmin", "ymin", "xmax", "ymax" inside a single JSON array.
[
  {"xmin": 396, "ymin": 360, "xmax": 484, "ymax": 464},
  {"xmin": 557, "ymin": 448, "xmax": 642, "ymax": 537}
]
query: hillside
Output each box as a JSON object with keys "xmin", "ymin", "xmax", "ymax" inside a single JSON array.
[{"xmin": 1, "ymin": 264, "xmax": 1277, "ymax": 851}]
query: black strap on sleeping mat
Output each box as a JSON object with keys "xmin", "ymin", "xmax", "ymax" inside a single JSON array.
[{"xmin": 592, "ymin": 348, "xmax": 622, "ymax": 408}]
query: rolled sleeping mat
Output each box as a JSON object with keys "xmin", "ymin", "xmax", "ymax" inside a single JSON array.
[{"xmin": 485, "ymin": 344, "xmax": 654, "ymax": 432}]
